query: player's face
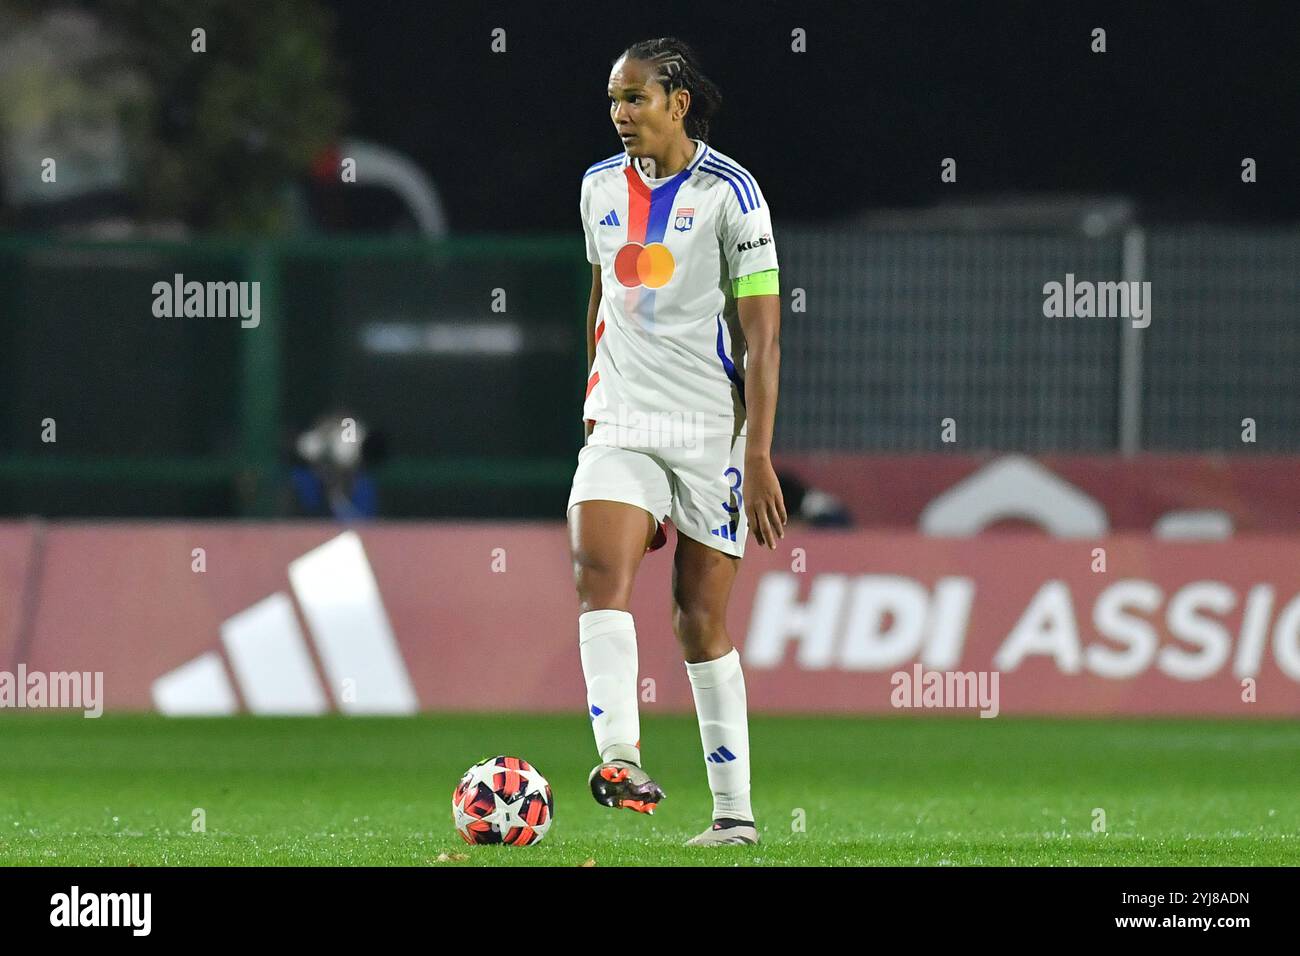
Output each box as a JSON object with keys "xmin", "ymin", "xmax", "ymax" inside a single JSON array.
[{"xmin": 607, "ymin": 56, "xmax": 684, "ymax": 159}]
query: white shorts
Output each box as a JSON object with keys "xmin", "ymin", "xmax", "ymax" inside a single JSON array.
[{"xmin": 566, "ymin": 422, "xmax": 748, "ymax": 557}]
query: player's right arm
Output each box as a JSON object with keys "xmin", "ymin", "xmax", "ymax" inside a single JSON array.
[
  {"xmin": 580, "ymin": 176, "xmax": 603, "ymax": 439},
  {"xmin": 586, "ymin": 264, "xmax": 601, "ymax": 375},
  {"xmin": 585, "ymin": 264, "xmax": 601, "ymax": 439}
]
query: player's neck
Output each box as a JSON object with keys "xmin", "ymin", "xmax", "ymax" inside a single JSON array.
[{"xmin": 637, "ymin": 137, "xmax": 697, "ymax": 179}]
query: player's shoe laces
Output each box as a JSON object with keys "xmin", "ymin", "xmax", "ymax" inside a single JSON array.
[
  {"xmin": 684, "ymin": 818, "xmax": 759, "ymax": 846},
  {"xmin": 587, "ymin": 759, "xmax": 666, "ymax": 814}
]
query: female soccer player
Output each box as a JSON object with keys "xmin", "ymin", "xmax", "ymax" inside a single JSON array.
[{"xmin": 567, "ymin": 37, "xmax": 786, "ymax": 847}]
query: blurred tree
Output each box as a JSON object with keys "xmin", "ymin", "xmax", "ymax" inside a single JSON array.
[
  {"xmin": 0, "ymin": 3, "xmax": 146, "ymax": 227},
  {"xmin": 103, "ymin": 0, "xmax": 346, "ymax": 233}
]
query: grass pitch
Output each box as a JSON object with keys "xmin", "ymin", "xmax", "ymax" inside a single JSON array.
[{"xmin": 0, "ymin": 714, "xmax": 1295, "ymax": 866}]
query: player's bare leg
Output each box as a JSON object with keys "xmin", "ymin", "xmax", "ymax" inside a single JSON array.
[
  {"xmin": 671, "ymin": 534, "xmax": 739, "ymax": 663},
  {"xmin": 569, "ymin": 499, "xmax": 668, "ymax": 814},
  {"xmin": 570, "ymin": 499, "xmax": 655, "ymax": 614},
  {"xmin": 671, "ymin": 533, "xmax": 758, "ymax": 845}
]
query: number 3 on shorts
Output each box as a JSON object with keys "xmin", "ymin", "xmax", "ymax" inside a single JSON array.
[{"xmin": 722, "ymin": 466, "xmax": 743, "ymax": 514}]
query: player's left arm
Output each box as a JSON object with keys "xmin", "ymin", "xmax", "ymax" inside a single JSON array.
[
  {"xmin": 720, "ymin": 172, "xmax": 787, "ymax": 549},
  {"xmin": 737, "ymin": 283, "xmax": 787, "ymax": 549}
]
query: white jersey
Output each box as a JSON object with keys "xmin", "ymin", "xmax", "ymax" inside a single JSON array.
[{"xmin": 580, "ymin": 138, "xmax": 778, "ymax": 440}]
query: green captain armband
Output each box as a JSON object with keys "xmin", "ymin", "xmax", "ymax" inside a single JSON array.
[{"xmin": 732, "ymin": 269, "xmax": 779, "ymax": 298}]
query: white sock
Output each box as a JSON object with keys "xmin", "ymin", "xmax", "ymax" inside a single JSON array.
[
  {"xmin": 685, "ymin": 648, "xmax": 753, "ymax": 822},
  {"xmin": 579, "ymin": 609, "xmax": 641, "ymax": 766}
]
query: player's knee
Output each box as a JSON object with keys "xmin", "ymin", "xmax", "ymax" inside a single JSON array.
[
  {"xmin": 572, "ymin": 553, "xmax": 633, "ymax": 612},
  {"xmin": 670, "ymin": 600, "xmax": 721, "ymax": 649}
]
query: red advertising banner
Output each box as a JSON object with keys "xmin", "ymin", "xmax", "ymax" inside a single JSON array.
[
  {"xmin": 0, "ymin": 523, "xmax": 35, "ymax": 667},
  {"xmin": 776, "ymin": 453, "xmax": 1300, "ymax": 534},
  {"xmin": 1, "ymin": 520, "xmax": 1297, "ymax": 716}
]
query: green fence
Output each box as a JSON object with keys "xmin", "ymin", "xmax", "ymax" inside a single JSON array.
[
  {"xmin": 4, "ymin": 227, "xmax": 1298, "ymax": 519},
  {"xmin": 0, "ymin": 235, "xmax": 591, "ymax": 518}
]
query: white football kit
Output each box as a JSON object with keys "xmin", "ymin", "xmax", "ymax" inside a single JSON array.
[{"xmin": 567, "ymin": 138, "xmax": 779, "ymax": 556}]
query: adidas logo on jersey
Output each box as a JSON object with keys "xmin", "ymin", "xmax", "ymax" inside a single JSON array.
[{"xmin": 599, "ymin": 209, "xmax": 621, "ymax": 226}]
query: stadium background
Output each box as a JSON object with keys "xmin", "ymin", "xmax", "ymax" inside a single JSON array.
[{"xmin": 0, "ymin": 1, "xmax": 1298, "ymax": 869}]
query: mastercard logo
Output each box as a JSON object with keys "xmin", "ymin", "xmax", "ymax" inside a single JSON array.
[{"xmin": 614, "ymin": 241, "xmax": 675, "ymax": 288}]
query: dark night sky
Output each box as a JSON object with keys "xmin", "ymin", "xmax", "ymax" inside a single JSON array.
[{"xmin": 325, "ymin": 1, "xmax": 1300, "ymax": 232}]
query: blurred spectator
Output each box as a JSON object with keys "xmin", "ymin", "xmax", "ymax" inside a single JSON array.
[
  {"xmin": 777, "ymin": 470, "xmax": 853, "ymax": 528},
  {"xmin": 286, "ymin": 412, "xmax": 383, "ymax": 520}
]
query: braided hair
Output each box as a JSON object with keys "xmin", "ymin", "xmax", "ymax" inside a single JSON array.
[{"xmin": 618, "ymin": 37, "xmax": 723, "ymax": 142}]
